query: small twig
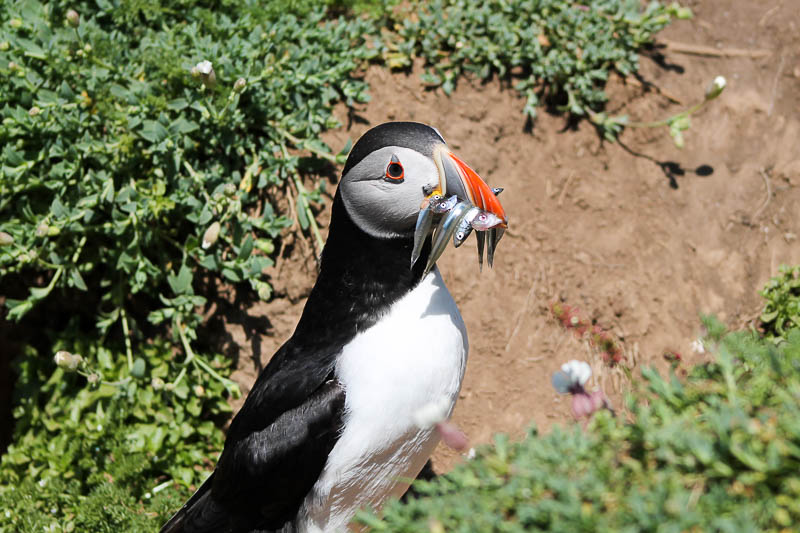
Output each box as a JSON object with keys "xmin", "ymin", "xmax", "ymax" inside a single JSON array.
[
  {"xmin": 284, "ymin": 181, "xmax": 299, "ymax": 232},
  {"xmin": 752, "ymin": 168, "xmax": 773, "ymax": 220},
  {"xmin": 504, "ymin": 282, "xmax": 537, "ymax": 352},
  {"xmin": 652, "ymin": 85, "xmax": 684, "ymax": 106},
  {"xmin": 758, "ymin": 1, "xmax": 782, "ymax": 27},
  {"xmin": 768, "ymin": 52, "xmax": 785, "ymax": 117},
  {"xmin": 661, "ymin": 39, "xmax": 772, "ymax": 58},
  {"xmin": 292, "ymin": 175, "xmax": 324, "ymax": 257},
  {"xmin": 274, "ymin": 235, "xmax": 288, "ymax": 280},
  {"xmin": 120, "ymin": 307, "xmax": 134, "ymax": 371},
  {"xmin": 183, "ymin": 161, "xmax": 213, "ymax": 206},
  {"xmin": 175, "ymin": 319, "xmax": 240, "ymax": 395},
  {"xmin": 625, "ymin": 76, "xmax": 684, "ymax": 105},
  {"xmin": 557, "ymin": 172, "xmax": 575, "ymax": 206}
]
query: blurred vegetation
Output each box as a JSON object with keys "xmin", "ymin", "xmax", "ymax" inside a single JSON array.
[
  {"xmin": 387, "ymin": 0, "xmax": 691, "ymax": 138},
  {"xmin": 0, "ymin": 0, "xmax": 718, "ymax": 530},
  {"xmin": 760, "ymin": 265, "xmax": 800, "ymax": 341},
  {"xmin": 360, "ymin": 317, "xmax": 800, "ymax": 532},
  {"xmin": 1, "ymin": 337, "xmax": 232, "ymax": 532}
]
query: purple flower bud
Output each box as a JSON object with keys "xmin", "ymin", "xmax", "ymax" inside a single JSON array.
[
  {"xmin": 28, "ymin": 106, "xmax": 40, "ymax": 117},
  {"xmin": 437, "ymin": 421, "xmax": 468, "ymax": 451},
  {"xmin": 66, "ymin": 9, "xmax": 80, "ymax": 28},
  {"xmin": 0, "ymin": 231, "xmax": 12, "ymax": 246},
  {"xmin": 571, "ymin": 392, "xmax": 595, "ymax": 419},
  {"xmin": 233, "ymin": 77, "xmax": 246, "ymax": 93}
]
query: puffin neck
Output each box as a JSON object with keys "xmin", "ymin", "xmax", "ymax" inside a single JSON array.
[{"xmin": 293, "ymin": 191, "xmax": 431, "ymax": 341}]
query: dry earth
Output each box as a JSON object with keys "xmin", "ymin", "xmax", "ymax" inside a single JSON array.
[{"xmin": 221, "ymin": 0, "xmax": 800, "ymax": 473}]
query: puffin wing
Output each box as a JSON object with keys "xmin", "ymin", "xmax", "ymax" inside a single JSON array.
[{"xmin": 160, "ymin": 366, "xmax": 346, "ymax": 533}]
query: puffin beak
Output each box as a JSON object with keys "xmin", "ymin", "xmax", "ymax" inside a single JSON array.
[{"xmin": 433, "ymin": 145, "xmax": 507, "ymax": 227}]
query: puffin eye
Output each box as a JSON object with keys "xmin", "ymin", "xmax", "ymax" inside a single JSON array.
[{"xmin": 385, "ymin": 155, "xmax": 404, "ymax": 182}]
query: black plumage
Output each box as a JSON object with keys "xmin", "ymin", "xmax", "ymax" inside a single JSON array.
[
  {"xmin": 341, "ymin": 122, "xmax": 444, "ymax": 176},
  {"xmin": 161, "ymin": 182, "xmax": 433, "ymax": 533}
]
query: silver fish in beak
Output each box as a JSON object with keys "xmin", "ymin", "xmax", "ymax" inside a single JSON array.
[{"xmin": 412, "ymin": 145, "xmax": 508, "ymax": 272}]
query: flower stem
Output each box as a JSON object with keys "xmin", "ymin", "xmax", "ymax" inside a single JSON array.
[{"xmin": 120, "ymin": 307, "xmax": 134, "ymax": 371}]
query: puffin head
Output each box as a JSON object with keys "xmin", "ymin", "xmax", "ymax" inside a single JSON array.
[{"xmin": 339, "ymin": 122, "xmax": 507, "ymax": 239}]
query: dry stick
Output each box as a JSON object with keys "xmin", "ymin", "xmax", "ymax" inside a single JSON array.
[
  {"xmin": 557, "ymin": 171, "xmax": 575, "ymax": 206},
  {"xmin": 758, "ymin": 1, "xmax": 783, "ymax": 27},
  {"xmin": 275, "ymin": 182, "xmax": 305, "ymax": 278},
  {"xmin": 661, "ymin": 39, "xmax": 772, "ymax": 58},
  {"xmin": 504, "ymin": 281, "xmax": 537, "ymax": 352},
  {"xmin": 752, "ymin": 168, "xmax": 773, "ymax": 220},
  {"xmin": 768, "ymin": 52, "xmax": 786, "ymax": 117},
  {"xmin": 625, "ymin": 76, "xmax": 684, "ymax": 105},
  {"xmin": 287, "ymin": 178, "xmax": 315, "ymax": 262}
]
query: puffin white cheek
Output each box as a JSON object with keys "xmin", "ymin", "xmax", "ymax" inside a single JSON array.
[{"xmin": 342, "ymin": 181, "xmax": 421, "ymax": 238}]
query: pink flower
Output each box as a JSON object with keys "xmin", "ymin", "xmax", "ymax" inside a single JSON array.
[{"xmin": 552, "ymin": 360, "xmax": 613, "ymax": 420}]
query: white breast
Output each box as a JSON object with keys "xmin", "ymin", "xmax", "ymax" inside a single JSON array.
[{"xmin": 297, "ymin": 267, "xmax": 468, "ymax": 533}]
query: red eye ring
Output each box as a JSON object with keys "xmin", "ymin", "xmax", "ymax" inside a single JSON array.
[{"xmin": 385, "ymin": 158, "xmax": 404, "ymax": 181}]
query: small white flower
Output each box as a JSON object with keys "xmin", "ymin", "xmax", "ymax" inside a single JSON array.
[
  {"xmin": 691, "ymin": 339, "xmax": 705, "ymax": 354},
  {"xmin": 705, "ymin": 75, "xmax": 726, "ymax": 101},
  {"xmin": 551, "ymin": 360, "xmax": 592, "ymax": 394},
  {"xmin": 412, "ymin": 398, "xmax": 450, "ymax": 429},
  {"xmin": 54, "ymin": 350, "xmax": 82, "ymax": 372},
  {"xmin": 465, "ymin": 447, "xmax": 476, "ymax": 460},
  {"xmin": 195, "ymin": 60, "xmax": 213, "ymax": 75},
  {"xmin": 193, "ymin": 60, "xmax": 216, "ymax": 89}
]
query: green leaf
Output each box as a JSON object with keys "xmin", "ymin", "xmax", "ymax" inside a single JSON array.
[
  {"xmin": 167, "ymin": 98, "xmax": 189, "ymax": 110},
  {"xmin": 131, "ymin": 358, "xmax": 146, "ymax": 378},
  {"xmin": 238, "ymin": 234, "xmax": 254, "ymax": 261},
  {"xmin": 168, "ymin": 265, "xmax": 193, "ymax": 295},
  {"xmin": 296, "ymin": 196, "xmax": 309, "ymax": 230},
  {"xmin": 70, "ymin": 269, "xmax": 88, "ymax": 291},
  {"xmin": 5, "ymin": 298, "xmax": 33, "ymax": 321},
  {"xmin": 140, "ymin": 121, "xmax": 169, "ymax": 143},
  {"xmin": 169, "ymin": 117, "xmax": 199, "ymax": 135}
]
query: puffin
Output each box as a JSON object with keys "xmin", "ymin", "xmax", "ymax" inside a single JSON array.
[{"xmin": 160, "ymin": 121, "xmax": 507, "ymax": 533}]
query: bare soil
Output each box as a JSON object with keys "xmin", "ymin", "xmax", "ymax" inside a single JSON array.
[{"xmin": 223, "ymin": 0, "xmax": 800, "ymax": 473}]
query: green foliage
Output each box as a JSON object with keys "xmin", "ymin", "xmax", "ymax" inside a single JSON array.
[
  {"xmin": 388, "ymin": 0, "xmax": 690, "ymax": 128},
  {"xmin": 361, "ymin": 326, "xmax": 800, "ymax": 532},
  {"xmin": 0, "ymin": 1, "xmax": 689, "ymax": 530},
  {"xmin": 0, "ymin": 0, "xmax": 379, "ymax": 340},
  {"xmin": 0, "ymin": 335, "xmax": 232, "ymax": 532},
  {"xmin": 760, "ymin": 264, "xmax": 800, "ymax": 340}
]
